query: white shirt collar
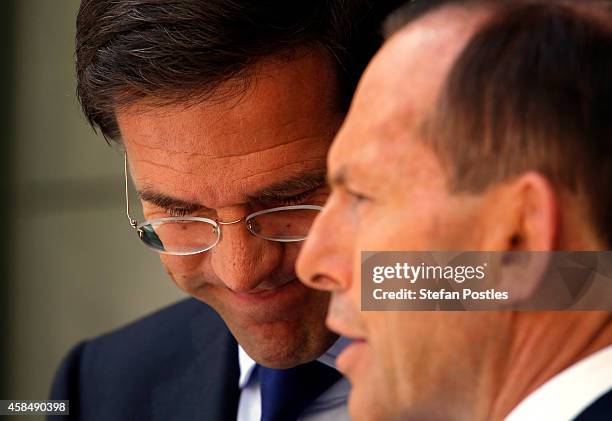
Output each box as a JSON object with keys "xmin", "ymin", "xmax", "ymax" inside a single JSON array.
[
  {"xmin": 505, "ymin": 345, "xmax": 612, "ymax": 421},
  {"xmin": 238, "ymin": 337, "xmax": 350, "ymax": 389},
  {"xmin": 238, "ymin": 346, "xmax": 258, "ymax": 389}
]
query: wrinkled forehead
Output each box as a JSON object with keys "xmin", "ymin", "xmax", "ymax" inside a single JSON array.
[
  {"xmin": 330, "ymin": 5, "xmax": 490, "ymax": 168},
  {"xmin": 116, "ymin": 50, "xmax": 344, "ymax": 207},
  {"xmin": 118, "ymin": 49, "xmax": 341, "ymax": 152}
]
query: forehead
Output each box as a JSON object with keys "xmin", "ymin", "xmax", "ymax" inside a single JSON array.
[
  {"xmin": 117, "ymin": 50, "xmax": 344, "ymax": 207},
  {"xmin": 329, "ymin": 6, "xmax": 487, "ymax": 176}
]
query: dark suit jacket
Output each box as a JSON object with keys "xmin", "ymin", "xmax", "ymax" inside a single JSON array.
[
  {"xmin": 574, "ymin": 387, "xmax": 612, "ymax": 421},
  {"xmin": 48, "ymin": 298, "xmax": 240, "ymax": 421}
]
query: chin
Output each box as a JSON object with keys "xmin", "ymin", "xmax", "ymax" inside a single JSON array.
[
  {"xmin": 348, "ymin": 388, "xmax": 390, "ymax": 421},
  {"xmin": 198, "ymin": 284, "xmax": 337, "ymax": 368},
  {"xmin": 234, "ymin": 319, "xmax": 338, "ymax": 369}
]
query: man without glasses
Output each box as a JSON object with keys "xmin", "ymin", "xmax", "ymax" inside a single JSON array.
[
  {"xmin": 49, "ymin": 1, "xmax": 401, "ymax": 420},
  {"xmin": 298, "ymin": 0, "xmax": 612, "ymax": 420}
]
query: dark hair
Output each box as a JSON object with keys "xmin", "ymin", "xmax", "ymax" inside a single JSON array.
[
  {"xmin": 420, "ymin": 0, "xmax": 612, "ymax": 245},
  {"xmin": 76, "ymin": 0, "xmax": 402, "ymax": 141}
]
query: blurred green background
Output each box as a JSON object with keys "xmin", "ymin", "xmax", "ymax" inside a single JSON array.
[{"xmin": 1, "ymin": 1, "xmax": 185, "ymax": 417}]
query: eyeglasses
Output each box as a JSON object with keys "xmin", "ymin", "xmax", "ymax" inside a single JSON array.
[{"xmin": 124, "ymin": 154, "xmax": 323, "ymax": 255}]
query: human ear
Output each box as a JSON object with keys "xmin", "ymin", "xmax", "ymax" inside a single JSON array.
[{"xmin": 480, "ymin": 171, "xmax": 559, "ymax": 251}]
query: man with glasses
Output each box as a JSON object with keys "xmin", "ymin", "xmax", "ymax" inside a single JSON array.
[{"xmin": 49, "ymin": 1, "xmax": 400, "ymax": 420}]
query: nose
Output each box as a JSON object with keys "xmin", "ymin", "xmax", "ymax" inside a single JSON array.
[
  {"xmin": 296, "ymin": 195, "xmax": 354, "ymax": 292},
  {"xmin": 210, "ymin": 208, "xmax": 283, "ymax": 293}
]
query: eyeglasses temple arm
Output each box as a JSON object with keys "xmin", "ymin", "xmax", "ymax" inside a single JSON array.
[{"xmin": 124, "ymin": 153, "xmax": 139, "ymax": 229}]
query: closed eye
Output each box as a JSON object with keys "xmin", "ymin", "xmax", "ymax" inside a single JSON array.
[
  {"xmin": 165, "ymin": 207, "xmax": 194, "ymax": 217},
  {"xmin": 276, "ymin": 190, "xmax": 316, "ymax": 206},
  {"xmin": 266, "ymin": 184, "xmax": 330, "ymax": 207},
  {"xmin": 345, "ymin": 187, "xmax": 371, "ymax": 204}
]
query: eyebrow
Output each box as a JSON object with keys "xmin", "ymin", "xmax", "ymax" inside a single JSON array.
[
  {"xmin": 137, "ymin": 189, "xmax": 210, "ymax": 213},
  {"xmin": 137, "ymin": 169, "xmax": 328, "ymax": 211},
  {"xmin": 247, "ymin": 169, "xmax": 327, "ymax": 202}
]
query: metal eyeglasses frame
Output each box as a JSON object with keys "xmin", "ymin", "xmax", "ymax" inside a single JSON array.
[{"xmin": 124, "ymin": 153, "xmax": 323, "ymax": 254}]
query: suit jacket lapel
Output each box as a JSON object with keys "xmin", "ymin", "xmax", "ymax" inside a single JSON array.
[{"xmin": 151, "ymin": 307, "xmax": 240, "ymax": 421}]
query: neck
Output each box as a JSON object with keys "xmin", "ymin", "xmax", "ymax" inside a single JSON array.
[{"xmin": 487, "ymin": 312, "xmax": 612, "ymax": 420}]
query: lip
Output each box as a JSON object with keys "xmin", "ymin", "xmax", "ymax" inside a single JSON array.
[
  {"xmin": 336, "ymin": 338, "xmax": 368, "ymax": 375},
  {"xmin": 325, "ymin": 310, "xmax": 370, "ymax": 375},
  {"xmin": 229, "ymin": 278, "xmax": 302, "ymax": 303}
]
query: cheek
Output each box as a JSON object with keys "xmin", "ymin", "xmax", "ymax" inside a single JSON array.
[
  {"xmin": 352, "ymin": 199, "xmax": 423, "ymax": 250},
  {"xmin": 159, "ymin": 242, "xmax": 302, "ymax": 286},
  {"xmin": 348, "ymin": 351, "xmax": 393, "ymax": 420},
  {"xmin": 356, "ymin": 198, "xmax": 471, "ymax": 251},
  {"xmin": 369, "ymin": 314, "xmax": 404, "ymax": 365},
  {"xmin": 367, "ymin": 313, "xmax": 423, "ymax": 399},
  {"xmin": 282, "ymin": 242, "xmax": 303, "ymax": 268},
  {"xmin": 159, "ymin": 254, "xmax": 208, "ymax": 288}
]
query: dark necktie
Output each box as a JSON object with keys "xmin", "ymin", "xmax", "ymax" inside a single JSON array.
[{"xmin": 256, "ymin": 360, "xmax": 343, "ymax": 421}]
